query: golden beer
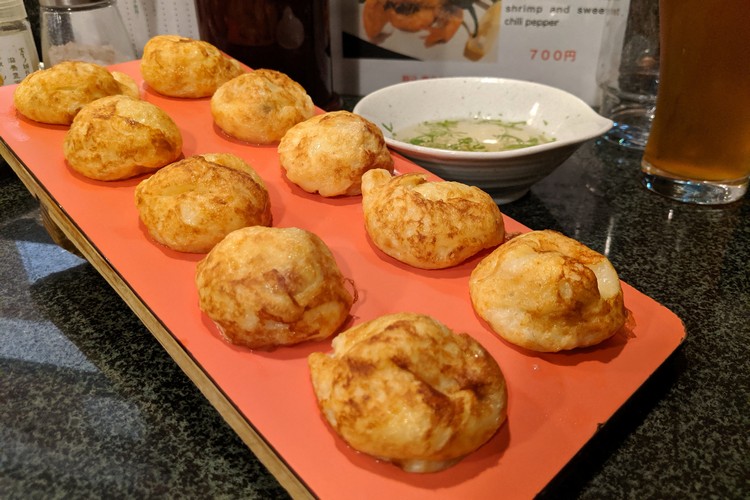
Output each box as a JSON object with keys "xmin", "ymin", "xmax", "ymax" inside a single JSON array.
[{"xmin": 641, "ymin": 0, "xmax": 750, "ymax": 202}]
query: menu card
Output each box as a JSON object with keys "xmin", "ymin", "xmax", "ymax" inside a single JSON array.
[{"xmin": 331, "ymin": 0, "xmax": 632, "ymax": 105}]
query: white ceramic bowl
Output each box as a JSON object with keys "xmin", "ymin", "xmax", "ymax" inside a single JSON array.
[{"xmin": 353, "ymin": 77, "xmax": 613, "ymax": 203}]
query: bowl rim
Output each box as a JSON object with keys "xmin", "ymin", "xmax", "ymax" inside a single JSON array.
[{"xmin": 352, "ymin": 76, "xmax": 613, "ymax": 160}]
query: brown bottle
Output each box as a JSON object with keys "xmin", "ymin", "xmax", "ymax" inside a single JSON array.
[{"xmin": 195, "ymin": 0, "xmax": 340, "ymax": 110}]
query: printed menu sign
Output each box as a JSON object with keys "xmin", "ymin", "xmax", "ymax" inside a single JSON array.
[{"xmin": 332, "ymin": 0, "xmax": 630, "ymax": 105}]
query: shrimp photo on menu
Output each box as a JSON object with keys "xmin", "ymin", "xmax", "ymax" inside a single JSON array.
[{"xmin": 358, "ymin": 0, "xmax": 503, "ymax": 60}]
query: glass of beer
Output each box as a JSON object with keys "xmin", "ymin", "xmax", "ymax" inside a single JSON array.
[{"xmin": 640, "ymin": 0, "xmax": 750, "ymax": 204}]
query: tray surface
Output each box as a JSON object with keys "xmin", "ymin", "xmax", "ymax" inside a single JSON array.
[{"xmin": 0, "ymin": 61, "xmax": 685, "ymax": 499}]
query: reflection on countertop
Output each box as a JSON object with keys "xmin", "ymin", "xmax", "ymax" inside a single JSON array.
[{"xmin": 1, "ymin": 135, "xmax": 748, "ymax": 498}]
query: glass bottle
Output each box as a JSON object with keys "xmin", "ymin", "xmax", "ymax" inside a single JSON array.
[
  {"xmin": 0, "ymin": 0, "xmax": 40, "ymax": 84},
  {"xmin": 39, "ymin": 0, "xmax": 136, "ymax": 68},
  {"xmin": 595, "ymin": 0, "xmax": 660, "ymax": 150}
]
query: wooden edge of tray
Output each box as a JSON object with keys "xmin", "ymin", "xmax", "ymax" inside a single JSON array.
[{"xmin": 1, "ymin": 141, "xmax": 315, "ymax": 500}]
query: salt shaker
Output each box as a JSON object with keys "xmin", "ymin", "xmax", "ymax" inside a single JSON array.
[
  {"xmin": 39, "ymin": 0, "xmax": 136, "ymax": 68},
  {"xmin": 0, "ymin": 0, "xmax": 40, "ymax": 84}
]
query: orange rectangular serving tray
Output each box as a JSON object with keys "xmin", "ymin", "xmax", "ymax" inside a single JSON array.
[{"xmin": 0, "ymin": 61, "xmax": 685, "ymax": 499}]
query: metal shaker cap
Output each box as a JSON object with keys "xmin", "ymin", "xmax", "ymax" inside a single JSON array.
[{"xmin": 39, "ymin": 0, "xmax": 111, "ymax": 8}]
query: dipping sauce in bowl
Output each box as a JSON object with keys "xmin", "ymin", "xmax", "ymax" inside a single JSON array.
[
  {"xmin": 393, "ymin": 118, "xmax": 556, "ymax": 153},
  {"xmin": 353, "ymin": 77, "xmax": 612, "ymax": 203}
]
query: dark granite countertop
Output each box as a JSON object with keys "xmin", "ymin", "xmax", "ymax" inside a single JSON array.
[{"xmin": 2, "ymin": 133, "xmax": 747, "ymax": 498}]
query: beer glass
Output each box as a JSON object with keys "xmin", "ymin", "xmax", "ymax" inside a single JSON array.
[{"xmin": 641, "ymin": 0, "xmax": 750, "ymax": 204}]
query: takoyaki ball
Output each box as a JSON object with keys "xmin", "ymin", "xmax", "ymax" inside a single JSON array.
[
  {"xmin": 211, "ymin": 69, "xmax": 314, "ymax": 144},
  {"xmin": 134, "ymin": 153, "xmax": 271, "ymax": 253},
  {"xmin": 308, "ymin": 312, "xmax": 507, "ymax": 473},
  {"xmin": 140, "ymin": 35, "xmax": 244, "ymax": 98},
  {"xmin": 278, "ymin": 111, "xmax": 394, "ymax": 197},
  {"xmin": 195, "ymin": 226, "xmax": 354, "ymax": 350},
  {"xmin": 361, "ymin": 169, "xmax": 505, "ymax": 269},
  {"xmin": 111, "ymin": 70, "xmax": 140, "ymax": 99},
  {"xmin": 469, "ymin": 230, "xmax": 627, "ymax": 352},
  {"xmin": 13, "ymin": 61, "xmax": 125, "ymax": 125},
  {"xmin": 63, "ymin": 95, "xmax": 183, "ymax": 181}
]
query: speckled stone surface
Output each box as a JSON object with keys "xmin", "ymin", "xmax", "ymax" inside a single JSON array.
[
  {"xmin": 0, "ymin": 166, "xmax": 289, "ymax": 498},
  {"xmin": 1, "ymin": 132, "xmax": 747, "ymax": 498}
]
